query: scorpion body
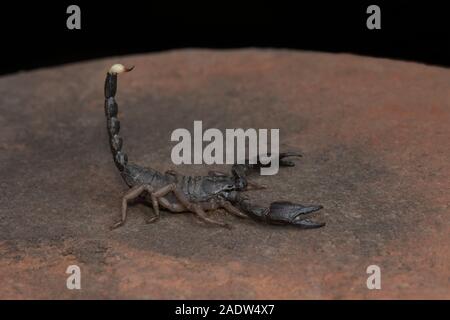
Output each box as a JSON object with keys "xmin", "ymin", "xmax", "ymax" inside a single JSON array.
[{"xmin": 104, "ymin": 64, "xmax": 325, "ymax": 229}]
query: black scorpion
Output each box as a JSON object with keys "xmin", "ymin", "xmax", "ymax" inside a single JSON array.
[{"xmin": 104, "ymin": 64, "xmax": 325, "ymax": 229}]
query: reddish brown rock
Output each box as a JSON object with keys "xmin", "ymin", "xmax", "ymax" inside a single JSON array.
[{"xmin": 0, "ymin": 50, "xmax": 448, "ymax": 299}]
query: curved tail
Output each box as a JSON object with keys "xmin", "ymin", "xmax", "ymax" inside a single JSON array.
[{"xmin": 104, "ymin": 64, "xmax": 134, "ymax": 172}]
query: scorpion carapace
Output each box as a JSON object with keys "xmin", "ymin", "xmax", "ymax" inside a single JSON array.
[{"xmin": 104, "ymin": 64, "xmax": 325, "ymax": 229}]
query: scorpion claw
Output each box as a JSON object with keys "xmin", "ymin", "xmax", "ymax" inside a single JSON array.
[
  {"xmin": 266, "ymin": 201, "xmax": 325, "ymax": 228},
  {"xmin": 279, "ymin": 152, "xmax": 303, "ymax": 158},
  {"xmin": 280, "ymin": 159, "xmax": 295, "ymax": 167},
  {"xmin": 279, "ymin": 152, "xmax": 302, "ymax": 167},
  {"xmin": 292, "ymin": 218, "xmax": 326, "ymax": 229}
]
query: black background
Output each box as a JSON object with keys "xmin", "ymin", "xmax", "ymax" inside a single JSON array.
[{"xmin": 0, "ymin": 0, "xmax": 449, "ymax": 75}]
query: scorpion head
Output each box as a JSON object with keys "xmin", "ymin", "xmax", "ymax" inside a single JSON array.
[
  {"xmin": 219, "ymin": 190, "xmax": 242, "ymax": 203},
  {"xmin": 232, "ymin": 176, "xmax": 247, "ymax": 191},
  {"xmin": 215, "ymin": 183, "xmax": 237, "ymax": 196}
]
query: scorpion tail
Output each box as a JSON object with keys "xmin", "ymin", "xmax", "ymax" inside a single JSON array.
[{"xmin": 104, "ymin": 64, "xmax": 134, "ymax": 172}]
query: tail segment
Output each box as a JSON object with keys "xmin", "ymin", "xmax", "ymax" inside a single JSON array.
[{"xmin": 104, "ymin": 64, "xmax": 134, "ymax": 172}]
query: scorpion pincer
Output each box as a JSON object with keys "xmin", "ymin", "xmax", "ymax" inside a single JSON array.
[{"xmin": 104, "ymin": 64, "xmax": 325, "ymax": 230}]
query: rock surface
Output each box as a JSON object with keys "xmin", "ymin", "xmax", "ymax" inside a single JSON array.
[{"xmin": 0, "ymin": 49, "xmax": 448, "ymax": 299}]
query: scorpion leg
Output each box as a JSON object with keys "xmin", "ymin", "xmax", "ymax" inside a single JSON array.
[
  {"xmin": 208, "ymin": 170, "xmax": 228, "ymax": 177},
  {"xmin": 232, "ymin": 152, "xmax": 303, "ymax": 176},
  {"xmin": 148, "ymin": 183, "xmax": 230, "ymax": 228},
  {"xmin": 244, "ymin": 181, "xmax": 267, "ymax": 191},
  {"xmin": 193, "ymin": 204, "xmax": 231, "ymax": 229},
  {"xmin": 208, "ymin": 170, "xmax": 266, "ymax": 190},
  {"xmin": 165, "ymin": 169, "xmax": 181, "ymax": 177},
  {"xmin": 158, "ymin": 197, "xmax": 186, "ymax": 213},
  {"xmin": 203, "ymin": 199, "xmax": 248, "ymax": 219},
  {"xmin": 231, "ymin": 152, "xmax": 302, "ymax": 190},
  {"xmin": 218, "ymin": 200, "xmax": 248, "ymax": 219},
  {"xmin": 111, "ymin": 184, "xmax": 160, "ymax": 229}
]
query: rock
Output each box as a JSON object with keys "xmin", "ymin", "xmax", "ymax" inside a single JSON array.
[{"xmin": 0, "ymin": 49, "xmax": 448, "ymax": 299}]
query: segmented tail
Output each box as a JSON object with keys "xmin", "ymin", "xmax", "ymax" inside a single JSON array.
[{"xmin": 104, "ymin": 64, "xmax": 134, "ymax": 172}]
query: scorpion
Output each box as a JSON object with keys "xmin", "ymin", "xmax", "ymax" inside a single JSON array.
[{"xmin": 104, "ymin": 64, "xmax": 325, "ymax": 230}]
